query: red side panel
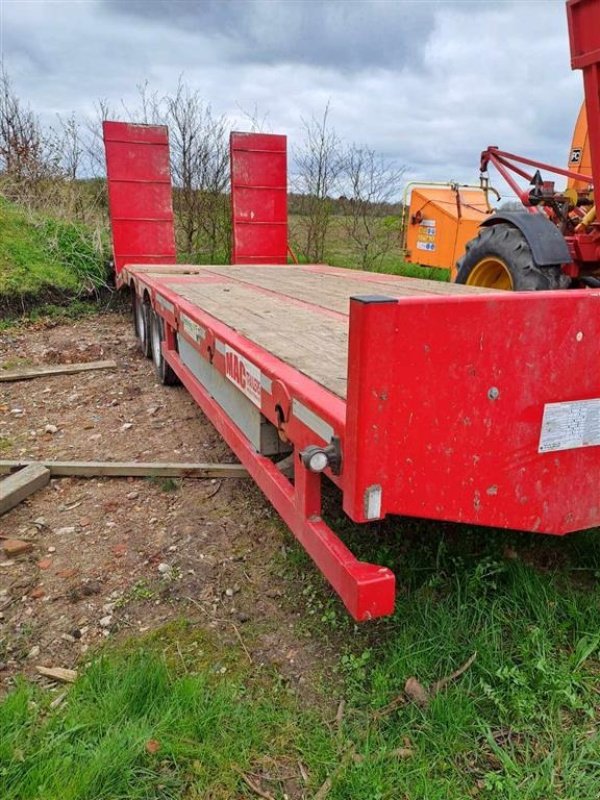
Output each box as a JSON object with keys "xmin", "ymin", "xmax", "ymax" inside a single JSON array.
[
  {"xmin": 230, "ymin": 132, "xmax": 287, "ymax": 264},
  {"xmin": 102, "ymin": 121, "xmax": 176, "ymax": 277},
  {"xmin": 567, "ymin": 0, "xmax": 600, "ymax": 192},
  {"xmin": 343, "ymin": 290, "xmax": 600, "ymax": 535}
]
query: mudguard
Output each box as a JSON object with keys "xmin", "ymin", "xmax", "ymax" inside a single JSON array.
[{"xmin": 481, "ymin": 212, "xmax": 571, "ymax": 267}]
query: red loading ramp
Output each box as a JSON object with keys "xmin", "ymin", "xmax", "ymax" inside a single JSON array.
[
  {"xmin": 102, "ymin": 121, "xmax": 176, "ymax": 278},
  {"xmin": 230, "ymin": 132, "xmax": 288, "ymax": 264}
]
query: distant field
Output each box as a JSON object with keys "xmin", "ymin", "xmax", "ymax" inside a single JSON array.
[{"xmin": 289, "ymin": 213, "xmax": 451, "ymax": 282}]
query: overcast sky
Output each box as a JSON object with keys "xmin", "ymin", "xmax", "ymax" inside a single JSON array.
[{"xmin": 0, "ymin": 0, "xmax": 583, "ymax": 191}]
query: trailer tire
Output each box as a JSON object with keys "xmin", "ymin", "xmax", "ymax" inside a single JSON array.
[
  {"xmin": 455, "ymin": 224, "xmax": 570, "ymax": 291},
  {"xmin": 133, "ymin": 292, "xmax": 152, "ymax": 358},
  {"xmin": 149, "ymin": 310, "xmax": 180, "ymax": 386}
]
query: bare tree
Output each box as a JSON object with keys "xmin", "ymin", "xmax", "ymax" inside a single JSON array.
[
  {"xmin": 0, "ymin": 65, "xmax": 60, "ymax": 203},
  {"xmin": 57, "ymin": 112, "xmax": 83, "ymax": 180},
  {"xmin": 236, "ymin": 101, "xmax": 271, "ymax": 133},
  {"xmin": 293, "ymin": 103, "xmax": 342, "ymax": 262},
  {"xmin": 340, "ymin": 145, "xmax": 405, "ymax": 270},
  {"xmin": 163, "ymin": 81, "xmax": 230, "ymax": 260},
  {"xmin": 80, "ymin": 98, "xmax": 114, "ymax": 179}
]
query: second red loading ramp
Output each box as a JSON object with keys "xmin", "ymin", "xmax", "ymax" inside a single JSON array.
[{"xmin": 230, "ymin": 132, "xmax": 288, "ymax": 264}]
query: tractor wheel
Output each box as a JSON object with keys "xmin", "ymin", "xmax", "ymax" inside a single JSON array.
[
  {"xmin": 149, "ymin": 310, "xmax": 179, "ymax": 386},
  {"xmin": 455, "ymin": 224, "xmax": 570, "ymax": 290},
  {"xmin": 133, "ymin": 291, "xmax": 152, "ymax": 358}
]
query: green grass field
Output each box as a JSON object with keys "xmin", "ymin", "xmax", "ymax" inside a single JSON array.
[
  {"xmin": 2, "ymin": 518, "xmax": 598, "ymax": 800},
  {"xmin": 0, "ymin": 198, "xmax": 110, "ymax": 314}
]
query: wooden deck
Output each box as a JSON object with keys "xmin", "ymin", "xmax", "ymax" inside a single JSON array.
[{"xmin": 136, "ymin": 263, "xmax": 494, "ymax": 399}]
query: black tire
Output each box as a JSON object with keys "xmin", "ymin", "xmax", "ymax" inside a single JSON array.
[
  {"xmin": 455, "ymin": 224, "xmax": 570, "ymax": 291},
  {"xmin": 149, "ymin": 309, "xmax": 180, "ymax": 386},
  {"xmin": 133, "ymin": 291, "xmax": 152, "ymax": 358}
]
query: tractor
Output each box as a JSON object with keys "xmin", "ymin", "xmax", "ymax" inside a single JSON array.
[{"xmin": 454, "ymin": 0, "xmax": 600, "ymax": 291}]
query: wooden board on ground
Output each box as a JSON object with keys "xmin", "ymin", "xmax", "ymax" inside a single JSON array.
[
  {"xmin": 0, "ymin": 360, "xmax": 117, "ymax": 382},
  {"xmin": 0, "ymin": 463, "xmax": 51, "ymax": 515},
  {"xmin": 36, "ymin": 666, "xmax": 77, "ymax": 683},
  {"xmin": 0, "ymin": 460, "xmax": 248, "ymax": 479}
]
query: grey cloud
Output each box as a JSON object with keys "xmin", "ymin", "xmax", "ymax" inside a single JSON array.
[
  {"xmin": 0, "ymin": 0, "xmax": 583, "ymax": 191},
  {"xmin": 102, "ymin": 0, "xmax": 467, "ymax": 71}
]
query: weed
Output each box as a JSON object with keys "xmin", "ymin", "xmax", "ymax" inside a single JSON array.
[
  {"xmin": 0, "ymin": 437, "xmax": 12, "ymax": 452},
  {"xmin": 147, "ymin": 476, "xmax": 181, "ymax": 493},
  {"xmin": 0, "ymin": 357, "xmax": 32, "ymax": 371},
  {"xmin": 114, "ymin": 581, "xmax": 156, "ymax": 608}
]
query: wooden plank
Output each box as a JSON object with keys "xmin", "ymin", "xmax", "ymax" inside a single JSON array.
[
  {"xmin": 165, "ymin": 263, "xmax": 495, "ymax": 399},
  {"xmin": 36, "ymin": 666, "xmax": 77, "ymax": 683},
  {"xmin": 0, "ymin": 463, "xmax": 51, "ymax": 515},
  {"xmin": 0, "ymin": 360, "xmax": 117, "ymax": 383},
  {"xmin": 201, "ymin": 263, "xmax": 495, "ymax": 297},
  {"xmin": 0, "ymin": 460, "xmax": 248, "ymax": 478},
  {"xmin": 173, "ymin": 281, "xmax": 350, "ymax": 397}
]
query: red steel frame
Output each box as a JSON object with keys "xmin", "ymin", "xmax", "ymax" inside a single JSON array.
[{"xmin": 103, "ymin": 118, "xmax": 600, "ymax": 621}]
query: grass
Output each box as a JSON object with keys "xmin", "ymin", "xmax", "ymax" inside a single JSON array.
[
  {"xmin": 0, "ymin": 626, "xmax": 318, "ymax": 800},
  {"xmin": 280, "ymin": 511, "xmax": 600, "ymax": 799},
  {"xmin": 0, "ymin": 197, "xmax": 110, "ymax": 314},
  {"xmin": 0, "ymin": 197, "xmax": 441, "ymax": 322},
  {"xmin": 2, "ymin": 520, "xmax": 598, "ymax": 799}
]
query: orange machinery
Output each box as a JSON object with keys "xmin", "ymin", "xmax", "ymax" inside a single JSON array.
[
  {"xmin": 568, "ymin": 103, "xmax": 592, "ymax": 188},
  {"xmin": 403, "ymin": 183, "xmax": 492, "ymax": 278},
  {"xmin": 405, "ymin": 97, "xmax": 592, "ymax": 279}
]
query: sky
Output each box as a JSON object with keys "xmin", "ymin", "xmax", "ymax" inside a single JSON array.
[{"xmin": 0, "ymin": 0, "xmax": 583, "ymax": 191}]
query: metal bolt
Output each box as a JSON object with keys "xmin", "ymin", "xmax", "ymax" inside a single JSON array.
[{"xmin": 488, "ymin": 387, "xmax": 500, "ymax": 401}]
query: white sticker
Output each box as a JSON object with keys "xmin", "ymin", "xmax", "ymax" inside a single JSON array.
[
  {"xmin": 181, "ymin": 313, "xmax": 205, "ymax": 343},
  {"xmin": 538, "ymin": 399, "xmax": 600, "ymax": 453},
  {"xmin": 224, "ymin": 345, "xmax": 262, "ymax": 407},
  {"xmin": 364, "ymin": 485, "xmax": 382, "ymax": 520}
]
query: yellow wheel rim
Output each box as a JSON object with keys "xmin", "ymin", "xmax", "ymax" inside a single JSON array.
[{"xmin": 466, "ymin": 257, "xmax": 514, "ymax": 290}]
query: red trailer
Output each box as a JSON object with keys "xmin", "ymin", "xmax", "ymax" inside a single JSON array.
[{"xmin": 102, "ymin": 4, "xmax": 599, "ymax": 621}]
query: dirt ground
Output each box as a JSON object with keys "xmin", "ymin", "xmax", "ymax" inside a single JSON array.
[{"xmin": 0, "ymin": 311, "xmax": 330, "ymax": 694}]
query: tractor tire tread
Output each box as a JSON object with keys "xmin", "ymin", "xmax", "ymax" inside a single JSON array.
[{"xmin": 455, "ymin": 224, "xmax": 570, "ymax": 291}]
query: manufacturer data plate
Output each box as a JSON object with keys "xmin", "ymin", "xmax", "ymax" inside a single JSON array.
[{"xmin": 538, "ymin": 398, "xmax": 600, "ymax": 453}]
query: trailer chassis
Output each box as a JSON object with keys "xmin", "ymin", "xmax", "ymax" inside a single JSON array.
[{"xmin": 103, "ymin": 121, "xmax": 600, "ymax": 622}]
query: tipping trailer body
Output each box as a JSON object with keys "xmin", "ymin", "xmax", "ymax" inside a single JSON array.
[
  {"xmin": 405, "ymin": 186, "xmax": 489, "ymax": 275},
  {"xmin": 103, "ymin": 122, "xmax": 600, "ymax": 621}
]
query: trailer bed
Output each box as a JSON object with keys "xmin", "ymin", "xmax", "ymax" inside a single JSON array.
[{"xmin": 129, "ymin": 262, "xmax": 493, "ymax": 398}]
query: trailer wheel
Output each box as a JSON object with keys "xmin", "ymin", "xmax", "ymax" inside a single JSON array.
[
  {"xmin": 150, "ymin": 310, "xmax": 179, "ymax": 386},
  {"xmin": 455, "ymin": 224, "xmax": 569, "ymax": 290},
  {"xmin": 133, "ymin": 292, "xmax": 152, "ymax": 358}
]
